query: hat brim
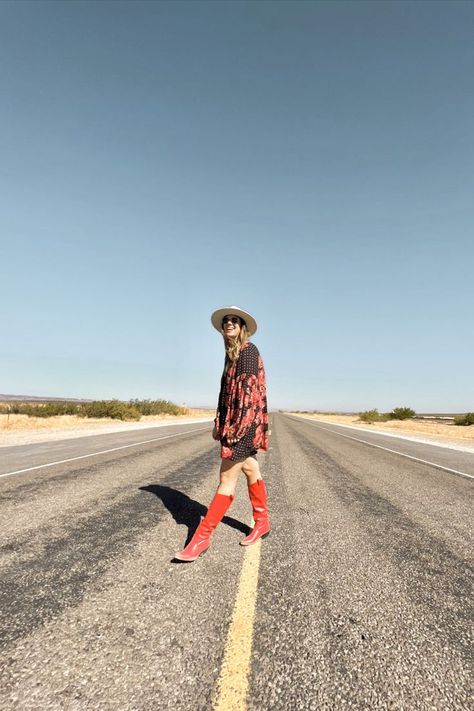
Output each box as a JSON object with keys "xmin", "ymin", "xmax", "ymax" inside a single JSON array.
[{"xmin": 211, "ymin": 306, "xmax": 257, "ymax": 336}]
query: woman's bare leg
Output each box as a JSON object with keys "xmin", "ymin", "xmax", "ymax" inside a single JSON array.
[
  {"xmin": 217, "ymin": 458, "xmax": 244, "ymax": 496},
  {"xmin": 241, "ymin": 456, "xmax": 263, "ymax": 485}
]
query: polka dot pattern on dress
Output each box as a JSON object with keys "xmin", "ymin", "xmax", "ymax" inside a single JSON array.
[{"xmin": 213, "ymin": 341, "xmax": 269, "ymax": 461}]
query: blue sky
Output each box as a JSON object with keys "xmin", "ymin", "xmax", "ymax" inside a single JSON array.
[{"xmin": 1, "ymin": 0, "xmax": 472, "ymax": 412}]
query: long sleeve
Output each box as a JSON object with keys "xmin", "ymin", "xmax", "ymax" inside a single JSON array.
[{"xmin": 226, "ymin": 344, "xmax": 260, "ymax": 441}]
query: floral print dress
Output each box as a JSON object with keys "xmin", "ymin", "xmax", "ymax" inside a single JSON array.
[{"xmin": 213, "ymin": 341, "xmax": 269, "ymax": 461}]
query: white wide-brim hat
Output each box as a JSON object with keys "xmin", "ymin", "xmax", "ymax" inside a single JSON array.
[{"xmin": 211, "ymin": 305, "xmax": 258, "ymax": 336}]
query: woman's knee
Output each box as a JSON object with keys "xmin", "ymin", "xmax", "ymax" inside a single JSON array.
[
  {"xmin": 219, "ymin": 471, "xmax": 233, "ymax": 487},
  {"xmin": 219, "ymin": 460, "xmax": 242, "ymax": 485},
  {"xmin": 241, "ymin": 456, "xmax": 260, "ymax": 478}
]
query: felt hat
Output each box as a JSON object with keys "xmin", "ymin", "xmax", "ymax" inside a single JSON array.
[{"xmin": 211, "ymin": 305, "xmax": 258, "ymax": 336}]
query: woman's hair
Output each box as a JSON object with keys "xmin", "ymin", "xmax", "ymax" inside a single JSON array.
[{"xmin": 223, "ymin": 319, "xmax": 249, "ymax": 364}]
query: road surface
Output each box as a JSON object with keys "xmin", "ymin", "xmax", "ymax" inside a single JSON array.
[{"xmin": 1, "ymin": 414, "xmax": 472, "ymax": 710}]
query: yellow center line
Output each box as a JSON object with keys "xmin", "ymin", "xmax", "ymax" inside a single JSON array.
[{"xmin": 213, "ymin": 521, "xmax": 262, "ymax": 711}]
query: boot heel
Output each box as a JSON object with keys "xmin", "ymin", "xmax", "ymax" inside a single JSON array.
[{"xmin": 261, "ymin": 531, "xmax": 270, "ymax": 539}]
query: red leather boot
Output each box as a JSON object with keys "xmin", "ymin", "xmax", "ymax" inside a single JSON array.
[
  {"xmin": 240, "ymin": 479, "xmax": 271, "ymax": 546},
  {"xmin": 174, "ymin": 492, "xmax": 234, "ymax": 562}
]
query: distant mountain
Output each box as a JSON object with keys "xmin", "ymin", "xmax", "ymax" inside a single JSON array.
[{"xmin": 0, "ymin": 394, "xmax": 94, "ymax": 403}]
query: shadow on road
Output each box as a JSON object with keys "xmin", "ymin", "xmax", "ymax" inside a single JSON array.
[{"xmin": 139, "ymin": 484, "xmax": 250, "ymax": 549}]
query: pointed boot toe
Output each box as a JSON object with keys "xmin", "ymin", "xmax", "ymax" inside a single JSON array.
[{"xmin": 174, "ymin": 538, "xmax": 210, "ymax": 562}]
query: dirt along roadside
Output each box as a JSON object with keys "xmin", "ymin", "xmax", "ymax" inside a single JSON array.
[
  {"xmin": 0, "ymin": 409, "xmax": 215, "ymax": 447},
  {"xmin": 286, "ymin": 412, "xmax": 474, "ymax": 452}
]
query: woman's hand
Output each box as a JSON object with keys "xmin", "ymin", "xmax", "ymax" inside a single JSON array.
[{"xmin": 212, "ymin": 425, "xmax": 219, "ymax": 440}]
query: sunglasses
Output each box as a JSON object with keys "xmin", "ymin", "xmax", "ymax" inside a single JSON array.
[{"xmin": 222, "ymin": 316, "xmax": 241, "ymax": 326}]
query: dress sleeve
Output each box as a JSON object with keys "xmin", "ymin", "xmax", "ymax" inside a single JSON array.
[{"xmin": 226, "ymin": 345, "xmax": 260, "ymax": 441}]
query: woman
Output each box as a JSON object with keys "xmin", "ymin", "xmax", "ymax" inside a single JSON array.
[{"xmin": 174, "ymin": 305, "xmax": 270, "ymax": 563}]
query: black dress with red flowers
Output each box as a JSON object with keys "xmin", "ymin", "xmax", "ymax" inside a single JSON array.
[{"xmin": 214, "ymin": 341, "xmax": 269, "ymax": 462}]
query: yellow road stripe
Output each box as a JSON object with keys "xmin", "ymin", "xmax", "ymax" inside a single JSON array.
[{"xmin": 213, "ymin": 523, "xmax": 262, "ymax": 711}]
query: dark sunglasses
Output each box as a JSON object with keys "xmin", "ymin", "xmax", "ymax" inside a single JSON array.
[{"xmin": 222, "ymin": 316, "xmax": 241, "ymax": 326}]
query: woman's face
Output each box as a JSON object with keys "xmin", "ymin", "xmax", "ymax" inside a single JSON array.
[{"xmin": 222, "ymin": 314, "xmax": 242, "ymax": 339}]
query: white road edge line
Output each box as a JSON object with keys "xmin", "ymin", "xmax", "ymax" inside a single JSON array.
[
  {"xmin": 0, "ymin": 427, "xmax": 210, "ymax": 480},
  {"xmin": 288, "ymin": 416, "xmax": 474, "ymax": 481}
]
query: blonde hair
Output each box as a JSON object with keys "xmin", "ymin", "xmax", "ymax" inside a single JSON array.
[{"xmin": 223, "ymin": 320, "xmax": 249, "ymax": 366}]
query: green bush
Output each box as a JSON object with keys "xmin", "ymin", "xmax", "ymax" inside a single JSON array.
[
  {"xmin": 359, "ymin": 409, "xmax": 381, "ymax": 423},
  {"xmin": 129, "ymin": 399, "xmax": 188, "ymax": 416},
  {"xmin": 1, "ymin": 401, "xmax": 81, "ymax": 417},
  {"xmin": 1, "ymin": 397, "xmax": 187, "ymax": 421},
  {"xmin": 389, "ymin": 407, "xmax": 416, "ymax": 420},
  {"xmin": 454, "ymin": 412, "xmax": 474, "ymax": 426},
  {"xmin": 78, "ymin": 400, "xmax": 141, "ymax": 421}
]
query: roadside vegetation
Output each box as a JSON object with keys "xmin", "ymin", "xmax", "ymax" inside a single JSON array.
[
  {"xmin": 359, "ymin": 406, "xmax": 416, "ymax": 423},
  {"xmin": 286, "ymin": 410, "xmax": 474, "ymax": 445},
  {"xmin": 0, "ymin": 399, "xmax": 188, "ymax": 421},
  {"xmin": 292, "ymin": 407, "xmax": 473, "ymax": 428},
  {"xmin": 358, "ymin": 407, "xmax": 473, "ymax": 426},
  {"xmin": 454, "ymin": 412, "xmax": 474, "ymax": 426}
]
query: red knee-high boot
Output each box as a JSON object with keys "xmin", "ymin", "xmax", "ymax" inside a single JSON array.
[
  {"xmin": 240, "ymin": 479, "xmax": 270, "ymax": 546},
  {"xmin": 174, "ymin": 493, "xmax": 234, "ymax": 562}
]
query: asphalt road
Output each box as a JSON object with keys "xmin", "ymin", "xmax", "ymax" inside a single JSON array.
[{"xmin": 1, "ymin": 414, "xmax": 472, "ymax": 710}]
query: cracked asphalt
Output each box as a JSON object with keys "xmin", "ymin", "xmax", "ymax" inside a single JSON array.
[{"xmin": 0, "ymin": 414, "xmax": 472, "ymax": 710}]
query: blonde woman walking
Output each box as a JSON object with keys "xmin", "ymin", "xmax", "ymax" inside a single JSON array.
[{"xmin": 174, "ymin": 306, "xmax": 270, "ymax": 562}]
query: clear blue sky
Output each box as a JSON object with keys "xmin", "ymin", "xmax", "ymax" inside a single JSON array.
[{"xmin": 1, "ymin": 0, "xmax": 472, "ymax": 413}]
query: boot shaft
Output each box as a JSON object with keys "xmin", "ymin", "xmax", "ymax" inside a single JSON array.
[
  {"xmin": 174, "ymin": 492, "xmax": 234, "ymax": 562},
  {"xmin": 247, "ymin": 479, "xmax": 268, "ymax": 516},
  {"xmin": 198, "ymin": 492, "xmax": 234, "ymax": 536},
  {"xmin": 240, "ymin": 479, "xmax": 270, "ymax": 547}
]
